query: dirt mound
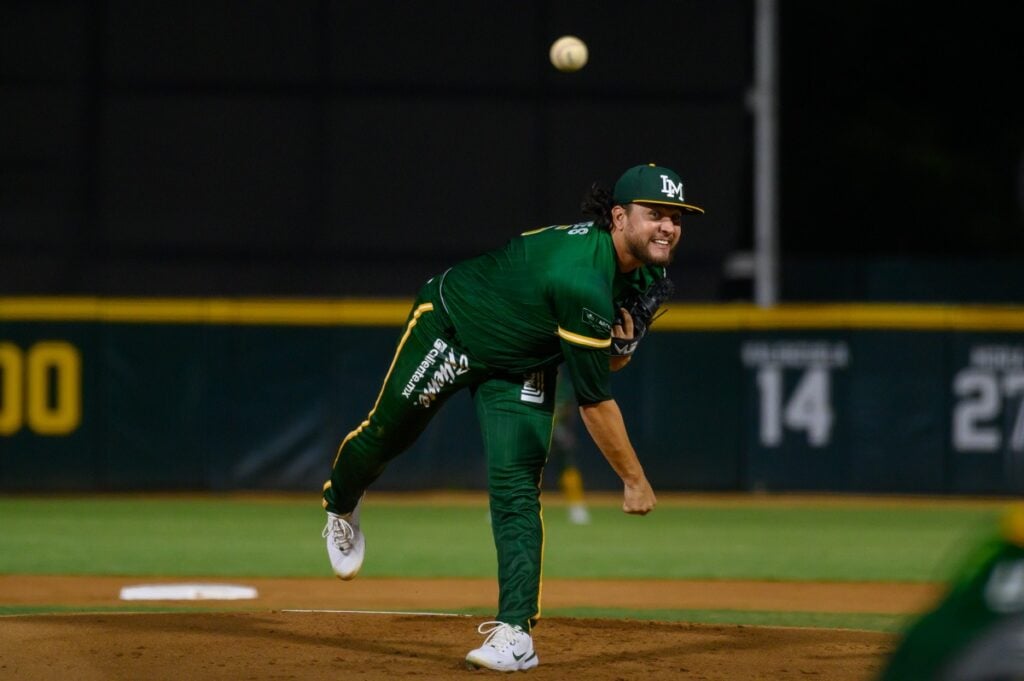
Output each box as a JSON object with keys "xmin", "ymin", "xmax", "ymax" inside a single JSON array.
[{"xmin": 0, "ymin": 611, "xmax": 895, "ymax": 681}]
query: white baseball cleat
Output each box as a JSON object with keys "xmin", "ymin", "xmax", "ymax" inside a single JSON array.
[
  {"xmin": 465, "ymin": 621, "xmax": 539, "ymax": 672},
  {"xmin": 322, "ymin": 499, "xmax": 364, "ymax": 580}
]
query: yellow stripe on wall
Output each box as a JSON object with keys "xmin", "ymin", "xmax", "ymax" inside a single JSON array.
[
  {"xmin": 1, "ymin": 298, "xmax": 1023, "ymax": 331},
  {"xmin": 0, "ymin": 297, "xmax": 413, "ymax": 326},
  {"xmin": 654, "ymin": 304, "xmax": 1024, "ymax": 332}
]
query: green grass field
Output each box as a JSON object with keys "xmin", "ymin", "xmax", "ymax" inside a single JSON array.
[{"xmin": 0, "ymin": 493, "xmax": 1007, "ymax": 630}]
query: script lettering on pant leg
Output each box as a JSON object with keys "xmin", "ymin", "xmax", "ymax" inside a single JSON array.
[
  {"xmin": 401, "ymin": 339, "xmax": 448, "ymax": 398},
  {"xmin": 417, "ymin": 349, "xmax": 470, "ymax": 408}
]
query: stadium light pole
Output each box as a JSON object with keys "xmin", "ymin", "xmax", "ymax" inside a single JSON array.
[{"xmin": 750, "ymin": 0, "xmax": 779, "ymax": 307}]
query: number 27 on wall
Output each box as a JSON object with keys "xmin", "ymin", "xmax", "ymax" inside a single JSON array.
[{"xmin": 953, "ymin": 368, "xmax": 1024, "ymax": 452}]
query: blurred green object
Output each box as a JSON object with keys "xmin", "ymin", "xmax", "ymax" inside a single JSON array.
[{"xmin": 878, "ymin": 504, "xmax": 1024, "ymax": 680}]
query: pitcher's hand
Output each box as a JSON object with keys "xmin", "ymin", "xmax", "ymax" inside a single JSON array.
[{"xmin": 623, "ymin": 477, "xmax": 656, "ymax": 515}]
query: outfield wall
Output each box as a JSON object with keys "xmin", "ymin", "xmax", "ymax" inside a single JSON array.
[{"xmin": 2, "ymin": 298, "xmax": 1023, "ymax": 494}]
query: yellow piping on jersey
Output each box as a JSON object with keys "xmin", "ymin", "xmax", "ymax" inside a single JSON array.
[
  {"xmin": 535, "ymin": 502, "xmax": 545, "ymax": 629},
  {"xmin": 330, "ymin": 302, "xmax": 434, "ymax": 469},
  {"xmin": 556, "ymin": 327, "xmax": 611, "ymax": 348},
  {"xmin": 520, "ymin": 226, "xmax": 553, "ymax": 236},
  {"xmin": 520, "ymin": 224, "xmax": 582, "ymax": 236}
]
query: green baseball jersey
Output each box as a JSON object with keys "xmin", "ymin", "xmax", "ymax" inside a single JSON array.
[{"xmin": 439, "ymin": 221, "xmax": 663, "ymax": 404}]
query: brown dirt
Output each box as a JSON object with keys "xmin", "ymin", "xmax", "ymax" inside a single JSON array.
[{"xmin": 0, "ymin": 575, "xmax": 927, "ymax": 680}]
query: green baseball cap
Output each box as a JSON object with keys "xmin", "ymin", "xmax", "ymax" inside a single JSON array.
[{"xmin": 613, "ymin": 163, "xmax": 705, "ymax": 214}]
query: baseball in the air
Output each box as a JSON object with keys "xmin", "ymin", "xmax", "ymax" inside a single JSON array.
[{"xmin": 549, "ymin": 35, "xmax": 588, "ymax": 72}]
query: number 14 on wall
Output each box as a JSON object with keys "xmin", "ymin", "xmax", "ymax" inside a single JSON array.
[
  {"xmin": 741, "ymin": 341, "xmax": 848, "ymax": 449},
  {"xmin": 755, "ymin": 366, "xmax": 834, "ymax": 447}
]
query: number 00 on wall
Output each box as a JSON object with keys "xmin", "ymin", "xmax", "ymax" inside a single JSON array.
[{"xmin": 0, "ymin": 341, "xmax": 82, "ymax": 436}]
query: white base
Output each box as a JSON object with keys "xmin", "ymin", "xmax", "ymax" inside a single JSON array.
[{"xmin": 119, "ymin": 583, "xmax": 258, "ymax": 601}]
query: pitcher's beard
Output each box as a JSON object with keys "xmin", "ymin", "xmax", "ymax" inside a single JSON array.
[{"xmin": 628, "ymin": 238, "xmax": 677, "ymax": 267}]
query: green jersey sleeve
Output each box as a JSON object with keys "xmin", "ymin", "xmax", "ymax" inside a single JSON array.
[
  {"xmin": 547, "ymin": 266, "xmax": 615, "ymax": 404},
  {"xmin": 561, "ymin": 341, "xmax": 612, "ymax": 405},
  {"xmin": 548, "ymin": 265, "xmax": 614, "ymax": 349}
]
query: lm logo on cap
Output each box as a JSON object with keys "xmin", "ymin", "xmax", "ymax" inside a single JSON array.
[{"xmin": 660, "ymin": 175, "xmax": 684, "ymax": 201}]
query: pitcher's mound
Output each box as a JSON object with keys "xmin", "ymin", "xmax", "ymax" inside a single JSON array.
[{"xmin": 0, "ymin": 611, "xmax": 895, "ymax": 681}]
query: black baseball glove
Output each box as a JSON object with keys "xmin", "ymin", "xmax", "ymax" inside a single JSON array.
[{"xmin": 611, "ymin": 277, "xmax": 675, "ymax": 356}]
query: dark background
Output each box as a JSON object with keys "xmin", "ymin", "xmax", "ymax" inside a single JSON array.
[{"xmin": 2, "ymin": 0, "xmax": 1022, "ymax": 302}]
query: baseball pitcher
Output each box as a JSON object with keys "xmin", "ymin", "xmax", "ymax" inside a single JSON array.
[{"xmin": 321, "ymin": 163, "xmax": 704, "ymax": 671}]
